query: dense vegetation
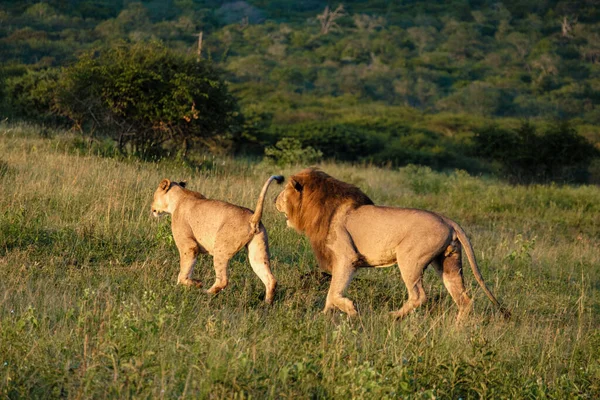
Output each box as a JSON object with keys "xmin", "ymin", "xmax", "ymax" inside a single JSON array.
[
  {"xmin": 1, "ymin": 125, "xmax": 599, "ymax": 398},
  {"xmin": 55, "ymin": 41, "xmax": 241, "ymax": 158},
  {"xmin": 1, "ymin": 0, "xmax": 599, "ymax": 180},
  {"xmin": 1, "ymin": 2, "xmax": 599, "ymax": 397}
]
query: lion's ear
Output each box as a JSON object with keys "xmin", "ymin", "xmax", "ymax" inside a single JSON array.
[
  {"xmin": 291, "ymin": 178, "xmax": 303, "ymax": 192},
  {"xmin": 178, "ymin": 181, "xmax": 187, "ymax": 188},
  {"xmin": 159, "ymin": 179, "xmax": 171, "ymax": 191}
]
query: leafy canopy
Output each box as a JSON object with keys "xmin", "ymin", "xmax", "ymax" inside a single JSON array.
[{"xmin": 53, "ymin": 41, "xmax": 241, "ymax": 157}]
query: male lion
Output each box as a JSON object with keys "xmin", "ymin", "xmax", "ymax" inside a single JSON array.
[
  {"xmin": 275, "ymin": 168, "xmax": 510, "ymax": 320},
  {"xmin": 152, "ymin": 175, "xmax": 283, "ymax": 304}
]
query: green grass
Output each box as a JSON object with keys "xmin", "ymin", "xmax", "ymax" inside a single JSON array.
[{"xmin": 1, "ymin": 124, "xmax": 599, "ymax": 399}]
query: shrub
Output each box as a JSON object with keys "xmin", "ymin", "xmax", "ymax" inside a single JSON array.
[
  {"xmin": 474, "ymin": 121, "xmax": 599, "ymax": 183},
  {"xmin": 267, "ymin": 121, "xmax": 385, "ymax": 161},
  {"xmin": 53, "ymin": 40, "xmax": 242, "ymax": 158},
  {"xmin": 263, "ymin": 138, "xmax": 323, "ymax": 166},
  {"xmin": 5, "ymin": 68, "xmax": 65, "ymax": 125},
  {"xmin": 400, "ymin": 164, "xmax": 447, "ymax": 195}
]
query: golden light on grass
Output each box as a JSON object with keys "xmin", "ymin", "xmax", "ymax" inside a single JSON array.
[{"xmin": 1, "ymin": 124, "xmax": 599, "ymax": 398}]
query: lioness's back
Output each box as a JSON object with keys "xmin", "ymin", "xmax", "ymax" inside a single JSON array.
[{"xmin": 180, "ymin": 195, "xmax": 252, "ymax": 221}]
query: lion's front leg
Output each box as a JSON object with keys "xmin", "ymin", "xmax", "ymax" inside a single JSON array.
[{"xmin": 323, "ymin": 264, "xmax": 357, "ymax": 317}]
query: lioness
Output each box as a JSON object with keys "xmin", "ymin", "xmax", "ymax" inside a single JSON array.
[
  {"xmin": 275, "ymin": 168, "xmax": 509, "ymax": 320},
  {"xmin": 152, "ymin": 175, "xmax": 283, "ymax": 304}
]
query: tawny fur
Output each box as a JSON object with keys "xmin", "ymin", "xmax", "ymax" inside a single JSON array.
[
  {"xmin": 152, "ymin": 175, "xmax": 283, "ymax": 304},
  {"xmin": 275, "ymin": 168, "xmax": 509, "ymax": 320}
]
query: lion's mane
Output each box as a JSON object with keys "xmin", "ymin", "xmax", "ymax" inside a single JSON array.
[{"xmin": 287, "ymin": 168, "xmax": 373, "ymax": 270}]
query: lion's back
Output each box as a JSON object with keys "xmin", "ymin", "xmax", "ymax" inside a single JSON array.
[{"xmin": 346, "ymin": 205, "xmax": 453, "ymax": 264}]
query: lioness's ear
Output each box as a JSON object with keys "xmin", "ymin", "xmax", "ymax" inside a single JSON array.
[
  {"xmin": 291, "ymin": 178, "xmax": 303, "ymax": 192},
  {"xmin": 159, "ymin": 179, "xmax": 171, "ymax": 191},
  {"xmin": 178, "ymin": 181, "xmax": 187, "ymax": 188}
]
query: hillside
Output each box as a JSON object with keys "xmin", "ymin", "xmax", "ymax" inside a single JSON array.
[
  {"xmin": 1, "ymin": 1, "xmax": 599, "ymax": 180},
  {"xmin": 1, "ymin": 1, "xmax": 599, "ymax": 118}
]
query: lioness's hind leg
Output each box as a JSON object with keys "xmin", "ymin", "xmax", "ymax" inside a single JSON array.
[
  {"xmin": 434, "ymin": 243, "xmax": 472, "ymax": 321},
  {"xmin": 177, "ymin": 241, "xmax": 203, "ymax": 288},
  {"xmin": 247, "ymin": 230, "xmax": 277, "ymax": 304},
  {"xmin": 207, "ymin": 248, "xmax": 232, "ymax": 295}
]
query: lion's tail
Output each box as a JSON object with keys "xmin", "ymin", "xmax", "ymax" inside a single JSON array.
[
  {"xmin": 250, "ymin": 175, "xmax": 284, "ymax": 233},
  {"xmin": 443, "ymin": 217, "xmax": 511, "ymax": 320}
]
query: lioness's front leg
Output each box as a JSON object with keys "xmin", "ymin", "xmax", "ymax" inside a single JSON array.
[{"xmin": 324, "ymin": 264, "xmax": 357, "ymax": 317}]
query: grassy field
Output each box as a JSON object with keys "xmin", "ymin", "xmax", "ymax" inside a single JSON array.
[{"xmin": 1, "ymin": 124, "xmax": 599, "ymax": 399}]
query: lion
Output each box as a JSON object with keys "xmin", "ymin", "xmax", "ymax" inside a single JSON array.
[
  {"xmin": 275, "ymin": 168, "xmax": 510, "ymax": 320},
  {"xmin": 151, "ymin": 175, "xmax": 283, "ymax": 304}
]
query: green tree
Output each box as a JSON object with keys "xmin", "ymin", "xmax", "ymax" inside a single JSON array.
[
  {"xmin": 441, "ymin": 19, "xmax": 484, "ymax": 61},
  {"xmin": 54, "ymin": 41, "xmax": 242, "ymax": 157},
  {"xmin": 5, "ymin": 68, "xmax": 63, "ymax": 125},
  {"xmin": 474, "ymin": 121, "xmax": 599, "ymax": 183},
  {"xmin": 438, "ymin": 82, "xmax": 509, "ymax": 116},
  {"xmin": 406, "ymin": 26, "xmax": 437, "ymax": 55}
]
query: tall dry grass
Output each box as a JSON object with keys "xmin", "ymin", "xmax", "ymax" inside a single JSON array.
[{"xmin": 1, "ymin": 124, "xmax": 598, "ymax": 398}]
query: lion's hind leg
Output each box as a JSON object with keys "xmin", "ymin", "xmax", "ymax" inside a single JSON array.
[
  {"xmin": 390, "ymin": 258, "xmax": 428, "ymax": 319},
  {"xmin": 433, "ymin": 242, "xmax": 473, "ymax": 322},
  {"xmin": 247, "ymin": 229, "xmax": 277, "ymax": 304}
]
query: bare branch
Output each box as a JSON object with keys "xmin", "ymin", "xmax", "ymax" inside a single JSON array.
[
  {"xmin": 561, "ymin": 15, "xmax": 577, "ymax": 38},
  {"xmin": 317, "ymin": 4, "xmax": 345, "ymax": 35}
]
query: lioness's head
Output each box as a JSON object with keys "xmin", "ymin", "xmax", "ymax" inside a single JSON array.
[{"xmin": 151, "ymin": 179, "xmax": 186, "ymax": 217}]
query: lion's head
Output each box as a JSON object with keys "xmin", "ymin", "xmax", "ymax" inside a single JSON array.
[{"xmin": 275, "ymin": 168, "xmax": 373, "ymax": 269}]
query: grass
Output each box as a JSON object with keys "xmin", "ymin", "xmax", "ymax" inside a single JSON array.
[{"xmin": 1, "ymin": 124, "xmax": 599, "ymax": 399}]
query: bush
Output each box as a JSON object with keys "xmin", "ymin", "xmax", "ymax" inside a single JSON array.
[
  {"xmin": 474, "ymin": 121, "xmax": 599, "ymax": 183},
  {"xmin": 368, "ymin": 139, "xmax": 480, "ymax": 171},
  {"xmin": 267, "ymin": 121, "xmax": 385, "ymax": 161},
  {"xmin": 5, "ymin": 68, "xmax": 65, "ymax": 125},
  {"xmin": 264, "ymin": 119, "xmax": 486, "ymax": 173},
  {"xmin": 53, "ymin": 40, "xmax": 242, "ymax": 158},
  {"xmin": 263, "ymin": 138, "xmax": 322, "ymax": 166}
]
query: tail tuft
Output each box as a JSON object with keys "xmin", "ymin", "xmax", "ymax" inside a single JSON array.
[{"xmin": 273, "ymin": 175, "xmax": 284, "ymax": 184}]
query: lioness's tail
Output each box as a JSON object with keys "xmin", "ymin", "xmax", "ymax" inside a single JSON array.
[
  {"xmin": 250, "ymin": 175, "xmax": 284, "ymax": 233},
  {"xmin": 444, "ymin": 217, "xmax": 511, "ymax": 319}
]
